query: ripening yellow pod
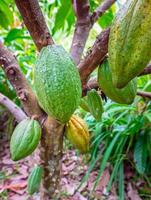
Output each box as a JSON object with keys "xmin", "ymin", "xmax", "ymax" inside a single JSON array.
[{"xmin": 65, "ymin": 115, "xmax": 90, "ymax": 153}]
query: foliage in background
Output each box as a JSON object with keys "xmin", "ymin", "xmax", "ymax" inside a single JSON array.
[{"xmin": 79, "ymin": 79, "xmax": 151, "ymax": 198}]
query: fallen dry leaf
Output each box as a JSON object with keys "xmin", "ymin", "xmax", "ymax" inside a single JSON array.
[{"xmin": 127, "ymin": 183, "xmax": 142, "ymax": 200}]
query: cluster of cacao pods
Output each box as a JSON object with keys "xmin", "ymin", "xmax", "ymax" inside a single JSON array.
[
  {"xmin": 65, "ymin": 115, "xmax": 90, "ymax": 153},
  {"xmin": 10, "ymin": 118, "xmax": 41, "ymax": 161}
]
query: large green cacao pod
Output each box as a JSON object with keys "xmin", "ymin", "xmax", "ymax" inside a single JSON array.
[
  {"xmin": 109, "ymin": 0, "xmax": 151, "ymax": 88},
  {"xmin": 10, "ymin": 119, "xmax": 41, "ymax": 161},
  {"xmin": 65, "ymin": 115, "xmax": 90, "ymax": 153},
  {"xmin": 34, "ymin": 45, "xmax": 82, "ymax": 123},
  {"xmin": 98, "ymin": 60, "xmax": 137, "ymax": 104},
  {"xmin": 27, "ymin": 166, "xmax": 43, "ymax": 195},
  {"xmin": 87, "ymin": 89, "xmax": 104, "ymax": 121}
]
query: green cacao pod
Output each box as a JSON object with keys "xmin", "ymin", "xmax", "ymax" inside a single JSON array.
[
  {"xmin": 34, "ymin": 45, "xmax": 82, "ymax": 123},
  {"xmin": 109, "ymin": 0, "xmax": 151, "ymax": 88},
  {"xmin": 80, "ymin": 97, "xmax": 90, "ymax": 112},
  {"xmin": 98, "ymin": 60, "xmax": 137, "ymax": 104},
  {"xmin": 10, "ymin": 119, "xmax": 41, "ymax": 161},
  {"xmin": 65, "ymin": 115, "xmax": 90, "ymax": 153},
  {"xmin": 27, "ymin": 166, "xmax": 43, "ymax": 195},
  {"xmin": 87, "ymin": 89, "xmax": 104, "ymax": 121}
]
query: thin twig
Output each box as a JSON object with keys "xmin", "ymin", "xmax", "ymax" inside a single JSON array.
[
  {"xmin": 84, "ymin": 78, "xmax": 151, "ymax": 101},
  {"xmin": 137, "ymin": 91, "xmax": 151, "ymax": 99},
  {"xmin": 139, "ymin": 64, "xmax": 151, "ymax": 76},
  {"xmin": 15, "ymin": 0, "xmax": 54, "ymax": 51},
  {"xmin": 91, "ymin": 0, "xmax": 116, "ymax": 24},
  {"xmin": 0, "ymin": 42, "xmax": 44, "ymax": 118},
  {"xmin": 0, "ymin": 92, "xmax": 27, "ymax": 122}
]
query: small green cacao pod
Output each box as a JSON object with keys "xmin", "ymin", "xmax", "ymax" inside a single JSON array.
[
  {"xmin": 27, "ymin": 166, "xmax": 43, "ymax": 195},
  {"xmin": 10, "ymin": 119, "xmax": 41, "ymax": 161},
  {"xmin": 34, "ymin": 45, "xmax": 82, "ymax": 123},
  {"xmin": 98, "ymin": 59, "xmax": 137, "ymax": 104},
  {"xmin": 87, "ymin": 89, "xmax": 104, "ymax": 121},
  {"xmin": 80, "ymin": 97, "xmax": 90, "ymax": 112},
  {"xmin": 65, "ymin": 115, "xmax": 90, "ymax": 153},
  {"xmin": 109, "ymin": 0, "xmax": 151, "ymax": 88}
]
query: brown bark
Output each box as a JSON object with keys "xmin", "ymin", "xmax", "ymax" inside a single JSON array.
[
  {"xmin": 70, "ymin": 0, "xmax": 91, "ymax": 65},
  {"xmin": 0, "ymin": 92, "xmax": 27, "ymax": 122},
  {"xmin": 0, "ymin": 42, "xmax": 43, "ymax": 118},
  {"xmin": 70, "ymin": 0, "xmax": 116, "ymax": 65},
  {"xmin": 14, "ymin": 0, "xmax": 54, "ymax": 51},
  {"xmin": 78, "ymin": 28, "xmax": 110, "ymax": 89},
  {"xmin": 137, "ymin": 91, "xmax": 151, "ymax": 99},
  {"xmin": 139, "ymin": 64, "xmax": 151, "ymax": 76},
  {"xmin": 40, "ymin": 117, "xmax": 64, "ymax": 199}
]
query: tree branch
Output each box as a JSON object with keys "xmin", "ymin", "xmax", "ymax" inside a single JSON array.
[
  {"xmin": 14, "ymin": 0, "xmax": 54, "ymax": 51},
  {"xmin": 139, "ymin": 64, "xmax": 151, "ymax": 76},
  {"xmin": 70, "ymin": 0, "xmax": 116, "ymax": 65},
  {"xmin": 70, "ymin": 0, "xmax": 91, "ymax": 65},
  {"xmin": 137, "ymin": 91, "xmax": 151, "ymax": 99},
  {"xmin": 84, "ymin": 78, "xmax": 151, "ymax": 101},
  {"xmin": 91, "ymin": 0, "xmax": 116, "ymax": 24},
  {"xmin": 0, "ymin": 42, "xmax": 44, "ymax": 118},
  {"xmin": 0, "ymin": 92, "xmax": 27, "ymax": 122},
  {"xmin": 79, "ymin": 28, "xmax": 110, "ymax": 89}
]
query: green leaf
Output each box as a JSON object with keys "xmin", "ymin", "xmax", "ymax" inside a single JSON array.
[
  {"xmin": 0, "ymin": 0, "xmax": 13, "ymax": 28},
  {"xmin": 134, "ymin": 134, "xmax": 147, "ymax": 175},
  {"xmin": 52, "ymin": 0, "xmax": 75, "ymax": 35},
  {"xmin": 5, "ymin": 28, "xmax": 30, "ymax": 43},
  {"xmin": 93, "ymin": 131, "xmax": 121, "ymax": 190},
  {"xmin": 118, "ymin": 162, "xmax": 124, "ymax": 200},
  {"xmin": 98, "ymin": 9, "xmax": 114, "ymax": 28}
]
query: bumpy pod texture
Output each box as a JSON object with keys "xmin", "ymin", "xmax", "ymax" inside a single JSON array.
[
  {"xmin": 34, "ymin": 45, "xmax": 82, "ymax": 123},
  {"xmin": 10, "ymin": 119, "xmax": 41, "ymax": 161},
  {"xmin": 98, "ymin": 60, "xmax": 137, "ymax": 104},
  {"xmin": 109, "ymin": 0, "xmax": 151, "ymax": 88},
  {"xmin": 27, "ymin": 166, "xmax": 43, "ymax": 195},
  {"xmin": 65, "ymin": 115, "xmax": 90, "ymax": 153},
  {"xmin": 87, "ymin": 89, "xmax": 104, "ymax": 121}
]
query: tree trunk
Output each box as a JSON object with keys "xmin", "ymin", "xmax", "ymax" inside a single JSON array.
[{"xmin": 40, "ymin": 116, "xmax": 64, "ymax": 199}]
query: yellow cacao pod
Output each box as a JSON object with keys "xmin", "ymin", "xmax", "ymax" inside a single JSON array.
[{"xmin": 65, "ymin": 115, "xmax": 90, "ymax": 153}]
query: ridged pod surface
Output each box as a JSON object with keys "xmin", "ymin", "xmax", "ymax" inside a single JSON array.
[
  {"xmin": 98, "ymin": 60, "xmax": 137, "ymax": 104},
  {"xmin": 87, "ymin": 89, "xmax": 104, "ymax": 121},
  {"xmin": 65, "ymin": 115, "xmax": 90, "ymax": 153},
  {"xmin": 109, "ymin": 0, "xmax": 151, "ymax": 88},
  {"xmin": 10, "ymin": 119, "xmax": 41, "ymax": 161},
  {"xmin": 27, "ymin": 166, "xmax": 43, "ymax": 195},
  {"xmin": 34, "ymin": 45, "xmax": 82, "ymax": 123}
]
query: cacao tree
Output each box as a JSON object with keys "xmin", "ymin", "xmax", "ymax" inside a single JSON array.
[{"xmin": 0, "ymin": 0, "xmax": 151, "ymax": 199}]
